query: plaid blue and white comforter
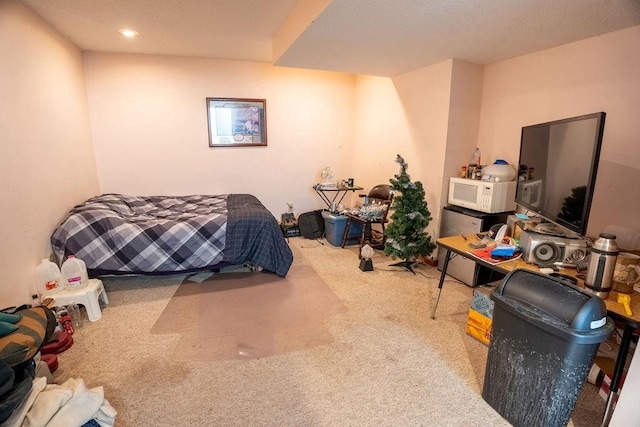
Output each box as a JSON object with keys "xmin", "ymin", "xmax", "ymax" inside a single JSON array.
[{"xmin": 51, "ymin": 193, "xmax": 293, "ymax": 277}]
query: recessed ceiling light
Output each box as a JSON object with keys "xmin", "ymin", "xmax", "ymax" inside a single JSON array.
[{"xmin": 118, "ymin": 29, "xmax": 139, "ymax": 38}]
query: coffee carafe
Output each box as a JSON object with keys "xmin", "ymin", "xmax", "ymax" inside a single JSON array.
[{"xmin": 585, "ymin": 233, "xmax": 619, "ymax": 299}]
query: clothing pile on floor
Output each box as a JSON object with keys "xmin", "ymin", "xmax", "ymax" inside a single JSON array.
[
  {"xmin": 2, "ymin": 373, "xmax": 116, "ymax": 427},
  {"xmin": 0, "ymin": 305, "xmax": 116, "ymax": 426}
]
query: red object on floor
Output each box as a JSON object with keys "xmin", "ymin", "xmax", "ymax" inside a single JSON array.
[
  {"xmin": 41, "ymin": 354, "xmax": 58, "ymax": 372},
  {"xmin": 41, "ymin": 331, "xmax": 74, "ymax": 355}
]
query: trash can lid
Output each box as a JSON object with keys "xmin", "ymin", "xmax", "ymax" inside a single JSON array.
[{"xmin": 494, "ymin": 269, "xmax": 608, "ymax": 332}]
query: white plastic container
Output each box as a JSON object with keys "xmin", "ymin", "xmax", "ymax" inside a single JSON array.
[
  {"xmin": 482, "ymin": 161, "xmax": 516, "ymax": 182},
  {"xmin": 60, "ymin": 255, "xmax": 89, "ymax": 290},
  {"xmin": 33, "ymin": 259, "xmax": 63, "ymax": 296}
]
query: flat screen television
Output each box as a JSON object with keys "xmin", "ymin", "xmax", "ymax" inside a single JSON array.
[{"xmin": 515, "ymin": 112, "xmax": 606, "ymax": 237}]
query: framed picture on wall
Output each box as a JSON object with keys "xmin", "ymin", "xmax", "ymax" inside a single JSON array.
[{"xmin": 206, "ymin": 98, "xmax": 267, "ymax": 147}]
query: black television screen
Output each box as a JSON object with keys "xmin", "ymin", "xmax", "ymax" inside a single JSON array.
[{"xmin": 515, "ymin": 112, "xmax": 606, "ymax": 237}]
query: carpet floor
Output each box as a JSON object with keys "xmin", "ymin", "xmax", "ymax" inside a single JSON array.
[
  {"xmin": 151, "ymin": 264, "xmax": 347, "ymax": 361},
  {"xmin": 52, "ymin": 237, "xmax": 607, "ymax": 426}
]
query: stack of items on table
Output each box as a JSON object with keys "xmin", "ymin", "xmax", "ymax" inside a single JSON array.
[{"xmin": 0, "ymin": 302, "xmax": 116, "ymax": 426}]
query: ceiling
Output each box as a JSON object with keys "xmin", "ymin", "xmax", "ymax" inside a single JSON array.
[{"xmin": 21, "ymin": 0, "xmax": 640, "ymax": 77}]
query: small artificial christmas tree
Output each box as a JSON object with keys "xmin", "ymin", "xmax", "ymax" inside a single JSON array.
[{"xmin": 384, "ymin": 154, "xmax": 436, "ymax": 273}]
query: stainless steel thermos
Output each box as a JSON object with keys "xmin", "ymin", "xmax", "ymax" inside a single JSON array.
[{"xmin": 585, "ymin": 233, "xmax": 619, "ymax": 299}]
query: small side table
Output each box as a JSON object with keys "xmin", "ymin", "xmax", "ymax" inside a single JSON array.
[
  {"xmin": 313, "ymin": 184, "xmax": 364, "ymax": 211},
  {"xmin": 51, "ymin": 278, "xmax": 109, "ymax": 322}
]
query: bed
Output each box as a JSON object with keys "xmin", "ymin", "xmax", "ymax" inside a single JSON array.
[{"xmin": 50, "ymin": 193, "xmax": 293, "ymax": 277}]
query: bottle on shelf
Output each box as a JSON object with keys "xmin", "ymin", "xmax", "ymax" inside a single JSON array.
[
  {"xmin": 467, "ymin": 147, "xmax": 481, "ymax": 179},
  {"xmin": 471, "ymin": 147, "xmax": 481, "ymax": 166},
  {"xmin": 474, "ymin": 165, "xmax": 483, "ymax": 180}
]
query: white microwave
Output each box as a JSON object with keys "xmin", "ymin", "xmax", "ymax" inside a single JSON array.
[{"xmin": 448, "ymin": 177, "xmax": 516, "ymax": 213}]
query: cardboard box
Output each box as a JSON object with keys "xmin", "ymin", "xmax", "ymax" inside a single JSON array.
[
  {"xmin": 466, "ymin": 283, "xmax": 499, "ymax": 345},
  {"xmin": 467, "ymin": 309, "xmax": 492, "ymax": 345}
]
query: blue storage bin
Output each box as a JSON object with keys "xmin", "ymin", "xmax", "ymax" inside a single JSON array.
[{"xmin": 321, "ymin": 211, "xmax": 363, "ymax": 247}]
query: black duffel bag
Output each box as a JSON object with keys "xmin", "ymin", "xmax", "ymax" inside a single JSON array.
[{"xmin": 298, "ymin": 210, "xmax": 325, "ymax": 239}]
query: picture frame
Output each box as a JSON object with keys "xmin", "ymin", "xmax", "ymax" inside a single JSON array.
[{"xmin": 206, "ymin": 98, "xmax": 267, "ymax": 147}]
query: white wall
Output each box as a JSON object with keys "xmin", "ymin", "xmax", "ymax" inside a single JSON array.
[
  {"xmin": 0, "ymin": 0, "xmax": 99, "ymax": 307},
  {"xmin": 351, "ymin": 66, "xmax": 452, "ymax": 247},
  {"xmin": 390, "ymin": 61, "xmax": 454, "ymax": 242},
  {"xmin": 352, "ymin": 61, "xmax": 484, "ymax": 247},
  {"xmin": 439, "ymin": 60, "xmax": 485, "ymax": 234},
  {"xmin": 83, "ymin": 53, "xmax": 356, "ymax": 217},
  {"xmin": 444, "ymin": 61, "xmax": 485, "ymax": 191},
  {"xmin": 610, "ymin": 348, "xmax": 640, "ymax": 425},
  {"xmin": 478, "ymin": 25, "xmax": 640, "ymax": 239},
  {"xmin": 350, "ymin": 75, "xmax": 411, "ymax": 189}
]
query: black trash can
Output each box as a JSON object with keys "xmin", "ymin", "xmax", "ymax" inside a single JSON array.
[{"xmin": 482, "ymin": 269, "xmax": 613, "ymax": 427}]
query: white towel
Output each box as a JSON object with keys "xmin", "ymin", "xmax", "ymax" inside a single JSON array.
[
  {"xmin": 22, "ymin": 382, "xmax": 73, "ymax": 427},
  {"xmin": 93, "ymin": 398, "xmax": 117, "ymax": 427},
  {"xmin": 22, "ymin": 378, "xmax": 116, "ymax": 427},
  {"xmin": 45, "ymin": 379, "xmax": 103, "ymax": 427},
  {"xmin": 0, "ymin": 377, "xmax": 47, "ymax": 427}
]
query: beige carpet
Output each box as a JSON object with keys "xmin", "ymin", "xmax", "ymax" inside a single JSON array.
[
  {"xmin": 151, "ymin": 264, "xmax": 347, "ymax": 361},
  {"xmin": 52, "ymin": 238, "xmax": 606, "ymax": 426}
]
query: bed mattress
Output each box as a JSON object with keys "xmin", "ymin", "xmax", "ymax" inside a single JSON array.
[{"xmin": 51, "ymin": 193, "xmax": 293, "ymax": 277}]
